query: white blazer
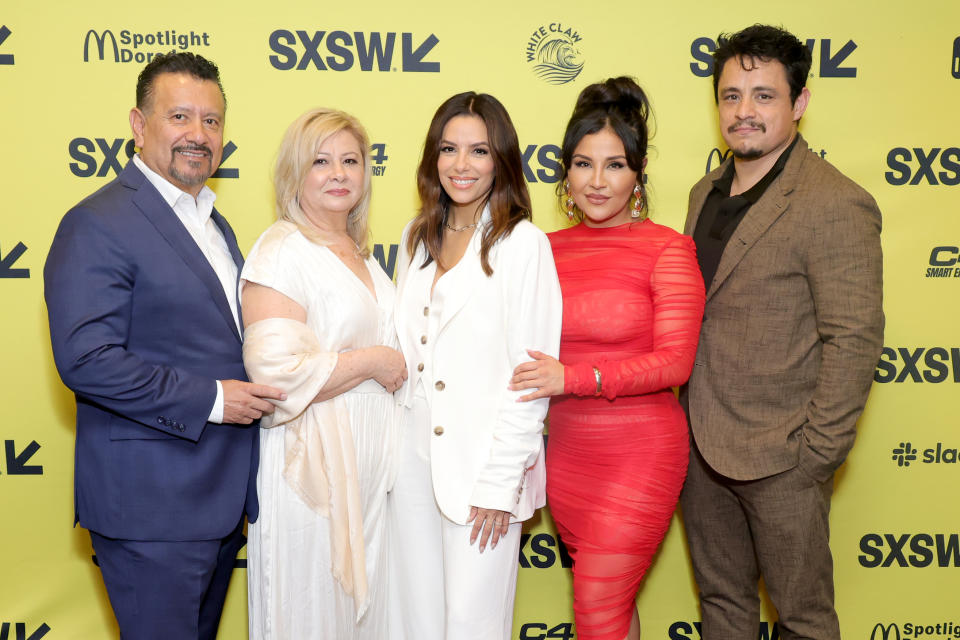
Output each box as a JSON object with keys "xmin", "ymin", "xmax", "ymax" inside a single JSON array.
[{"xmin": 395, "ymin": 208, "xmax": 562, "ymax": 525}]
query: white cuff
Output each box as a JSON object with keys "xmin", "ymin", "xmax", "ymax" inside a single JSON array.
[{"xmin": 208, "ymin": 380, "xmax": 224, "ymax": 424}]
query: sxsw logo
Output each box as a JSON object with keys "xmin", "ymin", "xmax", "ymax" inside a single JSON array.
[
  {"xmin": 952, "ymin": 37, "xmax": 959, "ymax": 79},
  {"xmin": 0, "ymin": 243, "xmax": 29, "ymax": 278},
  {"xmin": 522, "ymin": 144, "xmax": 561, "ymax": 184},
  {"xmin": 891, "ymin": 441, "xmax": 959, "ymax": 467},
  {"xmin": 874, "ymin": 347, "xmax": 960, "ymax": 383},
  {"xmin": 268, "ymin": 30, "xmax": 439, "ymax": 72},
  {"xmin": 0, "ymin": 623, "xmax": 50, "ymax": 640},
  {"xmin": 668, "ymin": 621, "xmax": 781, "ymax": 639},
  {"xmin": 68, "ymin": 138, "xmax": 239, "ymax": 179},
  {"xmin": 0, "ymin": 25, "xmax": 14, "ymax": 65},
  {"xmin": 0, "ymin": 440, "xmax": 43, "ymax": 475},
  {"xmin": 859, "ymin": 533, "xmax": 960, "ymax": 568},
  {"xmin": 372, "ymin": 244, "xmax": 398, "ymax": 280},
  {"xmin": 885, "ymin": 148, "xmax": 960, "ymax": 186},
  {"xmin": 690, "ymin": 37, "xmax": 857, "ymax": 78},
  {"xmin": 518, "ymin": 532, "xmax": 572, "ymax": 569}
]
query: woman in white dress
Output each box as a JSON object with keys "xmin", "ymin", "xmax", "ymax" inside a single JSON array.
[
  {"xmin": 390, "ymin": 92, "xmax": 562, "ymax": 639},
  {"xmin": 240, "ymin": 108, "xmax": 406, "ymax": 639}
]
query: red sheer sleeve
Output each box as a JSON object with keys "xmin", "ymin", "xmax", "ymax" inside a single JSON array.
[{"xmin": 563, "ymin": 236, "xmax": 705, "ymax": 399}]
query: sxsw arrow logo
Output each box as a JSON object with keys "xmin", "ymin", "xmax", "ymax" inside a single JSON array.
[
  {"xmin": 0, "ymin": 26, "xmax": 13, "ymax": 65},
  {"xmin": 211, "ymin": 141, "xmax": 239, "ymax": 179},
  {"xmin": 0, "ymin": 243, "xmax": 29, "ymax": 278},
  {"xmin": 0, "ymin": 623, "xmax": 51, "ymax": 640},
  {"xmin": 1, "ymin": 440, "xmax": 43, "ymax": 475},
  {"xmin": 806, "ymin": 38, "xmax": 857, "ymax": 77}
]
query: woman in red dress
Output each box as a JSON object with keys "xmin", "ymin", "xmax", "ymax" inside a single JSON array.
[{"xmin": 510, "ymin": 77, "xmax": 705, "ymax": 640}]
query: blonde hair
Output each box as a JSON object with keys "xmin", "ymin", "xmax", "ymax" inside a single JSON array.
[{"xmin": 273, "ymin": 108, "xmax": 372, "ymax": 256}]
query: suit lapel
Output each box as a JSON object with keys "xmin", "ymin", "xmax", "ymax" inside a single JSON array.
[
  {"xmin": 435, "ymin": 226, "xmax": 486, "ymax": 335},
  {"xmin": 705, "ymin": 135, "xmax": 807, "ymax": 301},
  {"xmin": 122, "ymin": 163, "xmax": 242, "ymax": 342},
  {"xmin": 212, "ymin": 209, "xmax": 246, "ymax": 335}
]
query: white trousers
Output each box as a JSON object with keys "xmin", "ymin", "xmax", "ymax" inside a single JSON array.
[{"xmin": 389, "ymin": 389, "xmax": 522, "ymax": 640}]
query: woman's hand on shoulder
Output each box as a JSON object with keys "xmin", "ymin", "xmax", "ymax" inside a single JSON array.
[
  {"xmin": 509, "ymin": 349, "xmax": 564, "ymax": 401},
  {"xmin": 368, "ymin": 345, "xmax": 407, "ymax": 393}
]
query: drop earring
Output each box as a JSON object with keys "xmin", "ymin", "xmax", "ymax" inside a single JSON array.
[
  {"xmin": 565, "ymin": 180, "xmax": 575, "ymax": 221},
  {"xmin": 631, "ymin": 183, "xmax": 645, "ymax": 219}
]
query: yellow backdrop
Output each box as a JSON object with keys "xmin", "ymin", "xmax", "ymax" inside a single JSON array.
[{"xmin": 2, "ymin": 1, "xmax": 957, "ymax": 638}]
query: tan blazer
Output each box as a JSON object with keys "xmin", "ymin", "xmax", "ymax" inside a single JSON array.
[{"xmin": 682, "ymin": 135, "xmax": 884, "ymax": 483}]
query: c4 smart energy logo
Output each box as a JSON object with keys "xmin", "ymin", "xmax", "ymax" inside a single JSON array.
[
  {"xmin": 924, "ymin": 246, "xmax": 960, "ymax": 278},
  {"xmin": 525, "ymin": 23, "xmax": 583, "ymax": 85},
  {"xmin": 83, "ymin": 28, "xmax": 212, "ymax": 63}
]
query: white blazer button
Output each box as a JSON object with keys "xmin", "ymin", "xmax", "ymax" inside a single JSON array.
[
  {"xmin": 417, "ymin": 363, "xmax": 424, "ymax": 372},
  {"xmin": 420, "ymin": 335, "xmax": 427, "ymax": 344},
  {"xmin": 423, "ymin": 306, "xmax": 429, "ymax": 316},
  {"xmin": 433, "ymin": 426, "xmax": 444, "ymax": 436},
  {"xmin": 435, "ymin": 381, "xmax": 445, "ymax": 391}
]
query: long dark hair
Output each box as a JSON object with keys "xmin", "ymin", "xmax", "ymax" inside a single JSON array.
[
  {"xmin": 557, "ymin": 76, "xmax": 653, "ymax": 221},
  {"xmin": 407, "ymin": 92, "xmax": 531, "ymax": 276}
]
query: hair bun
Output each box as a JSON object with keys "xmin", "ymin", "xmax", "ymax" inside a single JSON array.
[{"xmin": 573, "ymin": 76, "xmax": 649, "ymax": 119}]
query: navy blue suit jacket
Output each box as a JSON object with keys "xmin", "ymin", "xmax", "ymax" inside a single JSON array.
[{"xmin": 44, "ymin": 161, "xmax": 258, "ymax": 541}]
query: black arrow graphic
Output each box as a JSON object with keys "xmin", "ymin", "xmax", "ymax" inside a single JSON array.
[
  {"xmin": 211, "ymin": 141, "xmax": 238, "ymax": 179},
  {"xmin": 820, "ymin": 39, "xmax": 857, "ymax": 78},
  {"xmin": 4, "ymin": 440, "xmax": 43, "ymax": 475},
  {"xmin": 0, "ymin": 242, "xmax": 29, "ymax": 278},
  {"xmin": 402, "ymin": 33, "xmax": 439, "ymax": 72},
  {"xmin": 0, "ymin": 26, "xmax": 14, "ymax": 65}
]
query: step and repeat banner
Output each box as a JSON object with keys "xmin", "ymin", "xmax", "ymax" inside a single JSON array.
[{"xmin": 1, "ymin": 1, "xmax": 957, "ymax": 638}]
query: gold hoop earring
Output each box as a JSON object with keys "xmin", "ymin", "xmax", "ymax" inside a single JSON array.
[
  {"xmin": 564, "ymin": 180, "xmax": 575, "ymax": 221},
  {"xmin": 631, "ymin": 183, "xmax": 645, "ymax": 219}
]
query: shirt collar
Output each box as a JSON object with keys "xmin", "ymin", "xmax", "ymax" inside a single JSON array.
[
  {"xmin": 711, "ymin": 135, "xmax": 800, "ymax": 203},
  {"xmin": 133, "ymin": 154, "xmax": 217, "ymax": 219}
]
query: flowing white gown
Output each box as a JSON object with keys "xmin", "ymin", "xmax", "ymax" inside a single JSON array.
[{"xmin": 241, "ymin": 220, "xmax": 399, "ymax": 640}]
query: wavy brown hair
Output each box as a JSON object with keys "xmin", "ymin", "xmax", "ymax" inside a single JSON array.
[{"xmin": 406, "ymin": 92, "xmax": 531, "ymax": 276}]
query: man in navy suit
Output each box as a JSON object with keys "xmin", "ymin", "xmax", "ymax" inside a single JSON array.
[{"xmin": 44, "ymin": 52, "xmax": 284, "ymax": 640}]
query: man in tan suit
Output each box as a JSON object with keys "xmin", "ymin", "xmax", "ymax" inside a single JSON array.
[{"xmin": 680, "ymin": 24, "xmax": 884, "ymax": 639}]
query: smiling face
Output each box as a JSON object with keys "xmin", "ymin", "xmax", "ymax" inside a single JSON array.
[
  {"xmin": 717, "ymin": 56, "xmax": 809, "ymax": 164},
  {"xmin": 129, "ymin": 72, "xmax": 224, "ymax": 197},
  {"xmin": 436, "ymin": 114, "xmax": 495, "ymax": 221},
  {"xmin": 297, "ymin": 129, "xmax": 365, "ymax": 228},
  {"xmin": 567, "ymin": 126, "xmax": 640, "ymax": 228}
]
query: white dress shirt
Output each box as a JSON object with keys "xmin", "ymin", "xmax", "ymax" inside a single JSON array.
[{"xmin": 132, "ymin": 154, "xmax": 238, "ymax": 423}]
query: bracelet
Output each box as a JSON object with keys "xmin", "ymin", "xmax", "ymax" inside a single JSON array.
[{"xmin": 592, "ymin": 366, "xmax": 602, "ymax": 396}]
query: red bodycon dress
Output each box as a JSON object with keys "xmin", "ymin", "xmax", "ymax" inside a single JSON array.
[{"xmin": 546, "ymin": 219, "xmax": 705, "ymax": 640}]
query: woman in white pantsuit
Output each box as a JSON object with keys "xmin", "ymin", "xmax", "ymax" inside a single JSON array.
[{"xmin": 390, "ymin": 92, "xmax": 562, "ymax": 640}]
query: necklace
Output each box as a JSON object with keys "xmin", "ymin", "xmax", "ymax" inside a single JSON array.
[{"xmin": 444, "ymin": 221, "xmax": 478, "ymax": 232}]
